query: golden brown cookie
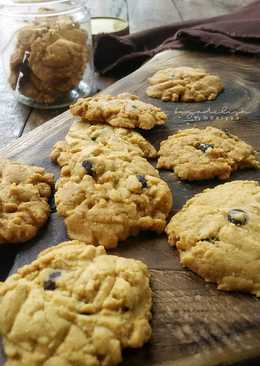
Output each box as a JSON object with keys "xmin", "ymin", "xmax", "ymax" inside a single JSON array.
[
  {"xmin": 70, "ymin": 93, "xmax": 167, "ymax": 130},
  {"xmin": 29, "ymin": 35, "xmax": 88, "ymax": 87},
  {"xmin": 157, "ymin": 127, "xmax": 259, "ymax": 181},
  {"xmin": 166, "ymin": 180, "xmax": 260, "ymax": 297},
  {"xmin": 0, "ymin": 240, "xmax": 152, "ymax": 365},
  {"xmin": 146, "ymin": 66, "xmax": 224, "ymax": 102},
  {"xmin": 0, "ymin": 159, "xmax": 54, "ymax": 244},
  {"xmin": 55, "ymin": 147, "xmax": 172, "ymax": 248},
  {"xmin": 51, "ymin": 121, "xmax": 157, "ymax": 168}
]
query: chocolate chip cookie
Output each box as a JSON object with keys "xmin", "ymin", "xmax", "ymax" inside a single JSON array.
[
  {"xmin": 70, "ymin": 93, "xmax": 167, "ymax": 129},
  {"xmin": 0, "ymin": 240, "xmax": 152, "ymax": 365},
  {"xmin": 157, "ymin": 127, "xmax": 259, "ymax": 181},
  {"xmin": 146, "ymin": 66, "xmax": 224, "ymax": 102},
  {"xmin": 55, "ymin": 148, "xmax": 172, "ymax": 248},
  {"xmin": 0, "ymin": 159, "xmax": 54, "ymax": 244},
  {"xmin": 51, "ymin": 121, "xmax": 157, "ymax": 168},
  {"xmin": 166, "ymin": 180, "xmax": 260, "ymax": 297}
]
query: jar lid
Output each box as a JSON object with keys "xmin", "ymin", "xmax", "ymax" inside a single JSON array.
[{"xmin": 0, "ymin": 0, "xmax": 88, "ymax": 18}]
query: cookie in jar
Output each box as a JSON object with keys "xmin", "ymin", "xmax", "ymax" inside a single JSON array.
[{"xmin": 1, "ymin": 1, "xmax": 93, "ymax": 108}]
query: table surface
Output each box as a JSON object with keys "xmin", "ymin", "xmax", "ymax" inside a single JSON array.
[
  {"xmin": 0, "ymin": 0, "xmax": 253, "ymax": 150},
  {"xmin": 1, "ymin": 48, "xmax": 260, "ymax": 366}
]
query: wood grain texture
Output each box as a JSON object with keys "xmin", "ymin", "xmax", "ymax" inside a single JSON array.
[{"xmin": 1, "ymin": 49, "xmax": 260, "ymax": 366}]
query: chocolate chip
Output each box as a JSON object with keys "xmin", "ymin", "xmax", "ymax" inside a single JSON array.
[
  {"xmin": 43, "ymin": 271, "xmax": 61, "ymax": 290},
  {"xmin": 196, "ymin": 143, "xmax": 214, "ymax": 153},
  {"xmin": 82, "ymin": 160, "xmax": 95, "ymax": 176},
  {"xmin": 122, "ymin": 305, "xmax": 130, "ymax": 312},
  {"xmin": 49, "ymin": 271, "xmax": 61, "ymax": 280},
  {"xmin": 228, "ymin": 209, "xmax": 248, "ymax": 226},
  {"xmin": 97, "ymin": 354, "xmax": 106, "ymax": 362},
  {"xmin": 43, "ymin": 279, "xmax": 56, "ymax": 291},
  {"xmin": 137, "ymin": 175, "xmax": 148, "ymax": 188}
]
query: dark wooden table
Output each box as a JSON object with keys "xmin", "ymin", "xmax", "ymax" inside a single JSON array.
[
  {"xmin": 1, "ymin": 48, "xmax": 260, "ymax": 366},
  {"xmin": 1, "ymin": 2, "xmax": 260, "ymax": 365},
  {"xmin": 0, "ymin": 0, "xmax": 253, "ymax": 149}
]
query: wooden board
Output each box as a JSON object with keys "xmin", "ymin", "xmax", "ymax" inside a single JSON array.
[{"xmin": 1, "ymin": 49, "xmax": 260, "ymax": 366}]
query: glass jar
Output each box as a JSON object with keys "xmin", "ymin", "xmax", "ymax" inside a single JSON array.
[
  {"xmin": 0, "ymin": 0, "xmax": 94, "ymax": 109},
  {"xmin": 86, "ymin": 0, "xmax": 129, "ymax": 38}
]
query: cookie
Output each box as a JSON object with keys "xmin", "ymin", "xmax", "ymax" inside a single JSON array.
[
  {"xmin": 157, "ymin": 127, "xmax": 259, "ymax": 181},
  {"xmin": 51, "ymin": 121, "xmax": 157, "ymax": 168},
  {"xmin": 166, "ymin": 180, "xmax": 260, "ymax": 297},
  {"xmin": 15, "ymin": 71, "xmax": 62, "ymax": 105},
  {"xmin": 0, "ymin": 240, "xmax": 152, "ymax": 365},
  {"xmin": 9, "ymin": 18, "xmax": 89, "ymax": 104},
  {"xmin": 146, "ymin": 66, "xmax": 224, "ymax": 102},
  {"xmin": 55, "ymin": 148, "xmax": 172, "ymax": 248},
  {"xmin": 70, "ymin": 93, "xmax": 167, "ymax": 130},
  {"xmin": 0, "ymin": 159, "xmax": 54, "ymax": 244},
  {"xmin": 29, "ymin": 35, "xmax": 88, "ymax": 87},
  {"xmin": 57, "ymin": 144, "xmax": 159, "ymax": 183}
]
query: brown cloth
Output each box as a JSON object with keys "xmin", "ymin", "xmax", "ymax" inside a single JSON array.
[{"xmin": 94, "ymin": 1, "xmax": 260, "ymax": 77}]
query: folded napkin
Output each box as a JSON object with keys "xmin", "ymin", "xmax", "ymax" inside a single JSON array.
[{"xmin": 94, "ymin": 0, "xmax": 260, "ymax": 77}]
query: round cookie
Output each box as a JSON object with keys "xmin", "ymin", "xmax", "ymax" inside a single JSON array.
[
  {"xmin": 29, "ymin": 34, "xmax": 88, "ymax": 86},
  {"xmin": 166, "ymin": 180, "xmax": 260, "ymax": 297},
  {"xmin": 146, "ymin": 66, "xmax": 224, "ymax": 102},
  {"xmin": 16, "ymin": 71, "xmax": 62, "ymax": 105},
  {"xmin": 0, "ymin": 240, "xmax": 152, "ymax": 365},
  {"xmin": 51, "ymin": 121, "xmax": 157, "ymax": 168},
  {"xmin": 0, "ymin": 159, "xmax": 54, "ymax": 244},
  {"xmin": 55, "ymin": 147, "xmax": 173, "ymax": 248},
  {"xmin": 66, "ymin": 121, "xmax": 157, "ymax": 158},
  {"xmin": 157, "ymin": 127, "xmax": 259, "ymax": 181},
  {"xmin": 57, "ymin": 144, "xmax": 159, "ymax": 183},
  {"xmin": 70, "ymin": 93, "xmax": 167, "ymax": 130}
]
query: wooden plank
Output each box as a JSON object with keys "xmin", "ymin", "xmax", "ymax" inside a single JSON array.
[
  {"xmin": 173, "ymin": 0, "xmax": 254, "ymax": 20},
  {"xmin": 22, "ymin": 109, "xmax": 66, "ymax": 134},
  {"xmin": 1, "ymin": 49, "xmax": 260, "ymax": 365}
]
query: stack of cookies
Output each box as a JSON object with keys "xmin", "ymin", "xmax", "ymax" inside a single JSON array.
[
  {"xmin": 9, "ymin": 16, "xmax": 90, "ymax": 104},
  {"xmin": 52, "ymin": 93, "xmax": 173, "ymax": 248},
  {"xmin": 0, "ymin": 92, "xmax": 175, "ymax": 366}
]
